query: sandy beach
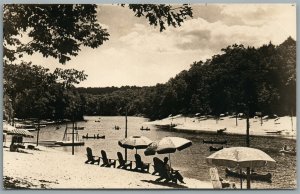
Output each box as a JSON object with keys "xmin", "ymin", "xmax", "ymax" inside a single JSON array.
[
  {"xmin": 3, "ymin": 145, "xmax": 212, "ymax": 189},
  {"xmin": 147, "ymin": 116, "xmax": 296, "ymax": 139}
]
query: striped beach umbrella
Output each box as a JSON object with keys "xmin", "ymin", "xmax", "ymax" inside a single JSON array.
[{"xmin": 3, "ymin": 123, "xmax": 34, "ymax": 138}]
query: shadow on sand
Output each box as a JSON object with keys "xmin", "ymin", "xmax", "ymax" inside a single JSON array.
[{"xmin": 141, "ymin": 180, "xmax": 188, "ymax": 189}]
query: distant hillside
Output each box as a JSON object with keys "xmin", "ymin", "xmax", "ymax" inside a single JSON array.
[{"xmin": 78, "ymin": 37, "xmax": 296, "ymax": 120}]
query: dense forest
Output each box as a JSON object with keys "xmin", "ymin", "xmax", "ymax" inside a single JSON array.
[
  {"xmin": 77, "ymin": 37, "xmax": 296, "ymax": 120},
  {"xmin": 3, "ymin": 37, "xmax": 296, "ymax": 121}
]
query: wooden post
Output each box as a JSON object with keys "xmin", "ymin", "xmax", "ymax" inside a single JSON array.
[
  {"xmin": 240, "ymin": 168, "xmax": 243, "ymax": 189},
  {"xmin": 36, "ymin": 119, "xmax": 40, "ymax": 146},
  {"xmin": 246, "ymin": 113, "xmax": 251, "ymax": 189},
  {"xmin": 246, "ymin": 116, "xmax": 250, "ymax": 147},
  {"xmin": 246, "ymin": 168, "xmax": 251, "ymax": 189},
  {"xmin": 291, "ymin": 109, "xmax": 294, "ymax": 131},
  {"xmin": 125, "ymin": 107, "xmax": 128, "ymax": 161},
  {"xmin": 72, "ymin": 115, "xmax": 75, "ymax": 155}
]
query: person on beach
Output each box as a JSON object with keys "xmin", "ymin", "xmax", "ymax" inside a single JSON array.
[
  {"xmin": 156, "ymin": 157, "xmax": 185, "ymax": 184},
  {"xmin": 9, "ymin": 137, "xmax": 19, "ymax": 152}
]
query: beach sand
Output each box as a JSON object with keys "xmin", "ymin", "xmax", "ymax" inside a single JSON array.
[
  {"xmin": 3, "ymin": 145, "xmax": 212, "ymax": 189},
  {"xmin": 147, "ymin": 116, "xmax": 296, "ymax": 139}
]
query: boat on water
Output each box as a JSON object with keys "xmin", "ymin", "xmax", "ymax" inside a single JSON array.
[
  {"xmin": 203, "ymin": 139, "xmax": 227, "ymax": 144},
  {"xmin": 209, "ymin": 146, "xmax": 223, "ymax": 152},
  {"xmin": 265, "ymin": 130, "xmax": 283, "ymax": 134},
  {"xmin": 225, "ymin": 168, "xmax": 272, "ymax": 182},
  {"xmin": 140, "ymin": 127, "xmax": 150, "ymax": 131},
  {"xmin": 279, "ymin": 145, "xmax": 296, "ymax": 155},
  {"xmin": 55, "ymin": 141, "xmax": 85, "ymax": 146},
  {"xmin": 82, "ymin": 135, "xmax": 105, "ymax": 139},
  {"xmin": 279, "ymin": 149, "xmax": 296, "ymax": 155},
  {"xmin": 217, "ymin": 128, "xmax": 227, "ymax": 134},
  {"xmin": 75, "ymin": 127, "xmax": 85, "ymax": 130},
  {"xmin": 155, "ymin": 123, "xmax": 177, "ymax": 130}
]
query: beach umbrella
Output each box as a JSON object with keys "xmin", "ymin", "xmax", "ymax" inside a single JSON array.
[
  {"xmin": 206, "ymin": 147, "xmax": 276, "ymax": 189},
  {"xmin": 144, "ymin": 137, "xmax": 192, "ymax": 167},
  {"xmin": 3, "ymin": 123, "xmax": 34, "ymax": 138},
  {"xmin": 118, "ymin": 135, "xmax": 152, "ymax": 154}
]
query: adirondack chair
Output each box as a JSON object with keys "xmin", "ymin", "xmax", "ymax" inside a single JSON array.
[
  {"xmin": 134, "ymin": 154, "xmax": 150, "ymax": 172},
  {"xmin": 100, "ymin": 150, "xmax": 116, "ymax": 168},
  {"xmin": 152, "ymin": 157, "xmax": 164, "ymax": 175},
  {"xmin": 117, "ymin": 152, "xmax": 133, "ymax": 169},
  {"xmin": 209, "ymin": 167, "xmax": 236, "ymax": 189},
  {"xmin": 154, "ymin": 157, "xmax": 184, "ymax": 184},
  {"xmin": 85, "ymin": 147, "xmax": 100, "ymax": 165}
]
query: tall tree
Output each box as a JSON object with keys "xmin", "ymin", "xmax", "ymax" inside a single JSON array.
[{"xmin": 3, "ymin": 4, "xmax": 192, "ymax": 64}]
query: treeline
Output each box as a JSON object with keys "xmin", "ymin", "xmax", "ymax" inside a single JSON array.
[
  {"xmin": 76, "ymin": 86, "xmax": 141, "ymax": 95},
  {"xmin": 3, "ymin": 37, "xmax": 296, "ymax": 122},
  {"xmin": 3, "ymin": 63, "xmax": 87, "ymax": 122},
  {"xmin": 78, "ymin": 37, "xmax": 296, "ymax": 120}
]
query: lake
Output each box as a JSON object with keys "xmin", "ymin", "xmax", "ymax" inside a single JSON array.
[{"xmin": 28, "ymin": 116, "xmax": 296, "ymax": 189}]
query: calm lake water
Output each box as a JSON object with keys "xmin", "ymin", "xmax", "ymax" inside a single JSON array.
[{"xmin": 29, "ymin": 116, "xmax": 296, "ymax": 189}]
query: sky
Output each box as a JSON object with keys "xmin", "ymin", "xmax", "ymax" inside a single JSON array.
[{"xmin": 21, "ymin": 4, "xmax": 296, "ymax": 87}]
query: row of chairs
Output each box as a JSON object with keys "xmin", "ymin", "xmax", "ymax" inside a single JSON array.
[{"xmin": 85, "ymin": 147, "xmax": 150, "ymax": 172}]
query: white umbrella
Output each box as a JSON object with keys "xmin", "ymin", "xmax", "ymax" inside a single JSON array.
[
  {"xmin": 118, "ymin": 136, "xmax": 152, "ymax": 153},
  {"xmin": 144, "ymin": 137, "xmax": 192, "ymax": 167},
  {"xmin": 206, "ymin": 147, "xmax": 276, "ymax": 168},
  {"xmin": 206, "ymin": 147, "xmax": 276, "ymax": 189}
]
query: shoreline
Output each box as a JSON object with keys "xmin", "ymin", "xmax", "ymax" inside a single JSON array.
[
  {"xmin": 3, "ymin": 145, "xmax": 212, "ymax": 189},
  {"xmin": 145, "ymin": 116, "xmax": 297, "ymax": 140}
]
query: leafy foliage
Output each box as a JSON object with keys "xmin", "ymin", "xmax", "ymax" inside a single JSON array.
[
  {"xmin": 3, "ymin": 62, "xmax": 87, "ymax": 120},
  {"xmin": 3, "ymin": 4, "xmax": 192, "ymax": 64},
  {"xmin": 3, "ymin": 4, "xmax": 110, "ymax": 64},
  {"xmin": 125, "ymin": 4, "xmax": 193, "ymax": 31}
]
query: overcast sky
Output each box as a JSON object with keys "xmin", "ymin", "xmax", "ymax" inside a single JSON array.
[{"xmin": 22, "ymin": 4, "xmax": 296, "ymax": 87}]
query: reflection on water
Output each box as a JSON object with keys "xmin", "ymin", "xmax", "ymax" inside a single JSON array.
[{"xmin": 30, "ymin": 116, "xmax": 296, "ymax": 189}]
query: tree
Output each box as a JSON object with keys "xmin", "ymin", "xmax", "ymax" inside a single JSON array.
[
  {"xmin": 125, "ymin": 4, "xmax": 192, "ymax": 32},
  {"xmin": 3, "ymin": 4, "xmax": 192, "ymax": 64},
  {"xmin": 3, "ymin": 62, "xmax": 87, "ymax": 120}
]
